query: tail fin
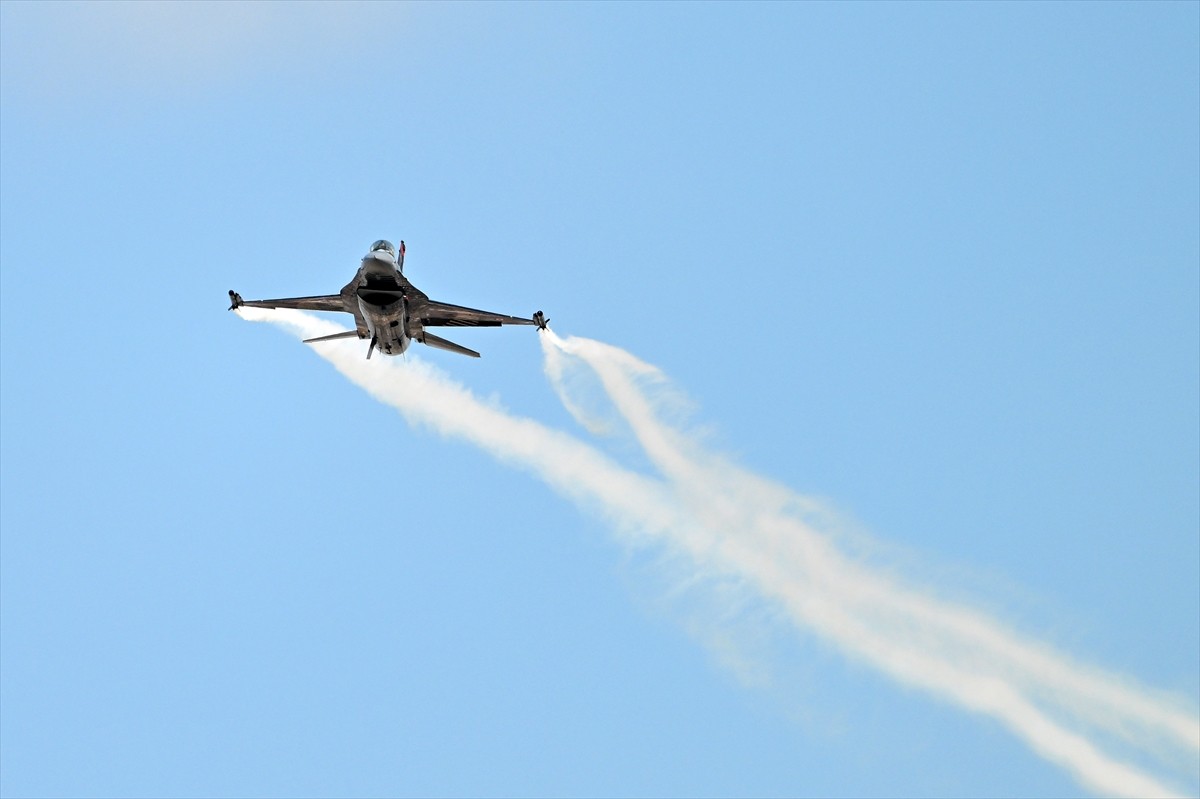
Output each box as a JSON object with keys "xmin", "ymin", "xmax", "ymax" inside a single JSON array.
[{"xmin": 419, "ymin": 331, "xmax": 480, "ymax": 358}]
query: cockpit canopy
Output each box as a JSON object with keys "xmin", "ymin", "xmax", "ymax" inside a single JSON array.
[{"xmin": 370, "ymin": 240, "xmax": 398, "ymax": 259}]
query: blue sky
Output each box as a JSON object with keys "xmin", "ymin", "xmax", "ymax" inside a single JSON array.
[{"xmin": 1, "ymin": 2, "xmax": 1197, "ymax": 797}]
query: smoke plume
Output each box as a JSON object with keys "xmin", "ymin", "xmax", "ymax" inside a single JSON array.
[{"xmin": 238, "ymin": 307, "xmax": 1199, "ymax": 798}]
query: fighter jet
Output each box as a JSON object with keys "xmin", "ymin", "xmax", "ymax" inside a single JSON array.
[{"xmin": 229, "ymin": 239, "xmax": 548, "ymax": 359}]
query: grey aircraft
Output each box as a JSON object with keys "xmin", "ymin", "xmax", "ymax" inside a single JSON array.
[{"xmin": 229, "ymin": 239, "xmax": 548, "ymax": 359}]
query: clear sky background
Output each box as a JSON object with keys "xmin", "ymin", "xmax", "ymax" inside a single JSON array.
[{"xmin": 1, "ymin": 2, "xmax": 1197, "ymax": 797}]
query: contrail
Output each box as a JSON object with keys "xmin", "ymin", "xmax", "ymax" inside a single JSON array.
[
  {"xmin": 238, "ymin": 308, "xmax": 1198, "ymax": 798},
  {"xmin": 543, "ymin": 331, "xmax": 1199, "ymax": 798}
]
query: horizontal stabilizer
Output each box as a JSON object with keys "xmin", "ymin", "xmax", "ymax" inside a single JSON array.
[
  {"xmin": 303, "ymin": 330, "xmax": 361, "ymax": 344},
  {"xmin": 419, "ymin": 331, "xmax": 481, "ymax": 358}
]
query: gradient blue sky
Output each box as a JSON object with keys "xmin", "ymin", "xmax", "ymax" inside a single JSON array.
[{"xmin": 2, "ymin": 2, "xmax": 1197, "ymax": 797}]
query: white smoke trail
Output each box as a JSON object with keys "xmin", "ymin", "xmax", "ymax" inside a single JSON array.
[
  {"xmin": 543, "ymin": 332, "xmax": 1200, "ymax": 798},
  {"xmin": 239, "ymin": 308, "xmax": 1198, "ymax": 798}
]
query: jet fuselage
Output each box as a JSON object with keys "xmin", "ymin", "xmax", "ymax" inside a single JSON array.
[{"xmin": 357, "ymin": 250, "xmax": 410, "ymax": 357}]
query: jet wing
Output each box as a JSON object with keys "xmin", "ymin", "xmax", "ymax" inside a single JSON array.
[
  {"xmin": 229, "ymin": 287, "xmax": 368, "ymax": 337},
  {"xmin": 413, "ymin": 299, "xmax": 537, "ymax": 328},
  {"xmin": 234, "ymin": 294, "xmax": 348, "ymax": 313}
]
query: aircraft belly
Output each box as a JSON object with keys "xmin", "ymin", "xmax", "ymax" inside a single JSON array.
[{"xmin": 358, "ymin": 296, "xmax": 409, "ymax": 357}]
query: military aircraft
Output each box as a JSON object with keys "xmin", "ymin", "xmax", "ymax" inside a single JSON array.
[{"xmin": 229, "ymin": 239, "xmax": 548, "ymax": 359}]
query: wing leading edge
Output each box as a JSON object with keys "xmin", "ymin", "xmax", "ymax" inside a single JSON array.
[
  {"xmin": 413, "ymin": 299, "xmax": 538, "ymax": 328},
  {"xmin": 228, "ymin": 290, "xmax": 347, "ymax": 313}
]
